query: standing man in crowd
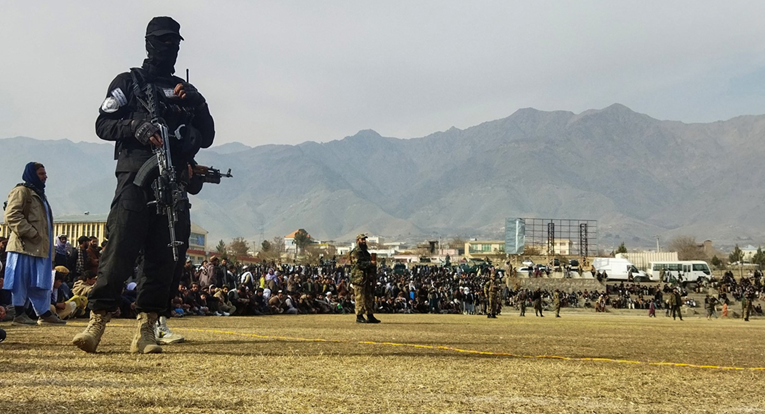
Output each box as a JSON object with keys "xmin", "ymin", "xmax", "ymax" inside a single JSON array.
[
  {"xmin": 483, "ymin": 271, "xmax": 500, "ymax": 318},
  {"xmin": 3, "ymin": 162, "xmax": 65, "ymax": 326},
  {"xmin": 670, "ymin": 288, "xmax": 683, "ymax": 321},
  {"xmin": 704, "ymin": 294, "xmax": 718, "ymax": 320},
  {"xmin": 350, "ymin": 234, "xmax": 380, "ymax": 324},
  {"xmin": 517, "ymin": 289, "xmax": 527, "ymax": 317},
  {"xmin": 533, "ymin": 288, "xmax": 544, "ymax": 317},
  {"xmin": 743, "ymin": 287, "xmax": 754, "ymax": 322},
  {"xmin": 73, "ymin": 16, "xmax": 215, "ymax": 354},
  {"xmin": 553, "ymin": 288, "xmax": 562, "ymax": 318}
]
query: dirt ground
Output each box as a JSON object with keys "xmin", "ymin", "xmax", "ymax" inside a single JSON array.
[{"xmin": 0, "ymin": 312, "xmax": 763, "ymax": 413}]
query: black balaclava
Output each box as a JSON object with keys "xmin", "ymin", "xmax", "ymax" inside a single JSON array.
[{"xmin": 142, "ymin": 16, "xmax": 183, "ymax": 79}]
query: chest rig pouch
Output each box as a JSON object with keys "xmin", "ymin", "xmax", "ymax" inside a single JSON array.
[{"xmin": 129, "ymin": 69, "xmax": 202, "ymax": 160}]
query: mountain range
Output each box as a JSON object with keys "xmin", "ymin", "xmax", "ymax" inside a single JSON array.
[{"xmin": 2, "ymin": 103, "xmax": 764, "ymax": 252}]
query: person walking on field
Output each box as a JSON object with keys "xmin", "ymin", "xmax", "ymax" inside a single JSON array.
[
  {"xmin": 743, "ymin": 287, "xmax": 754, "ymax": 322},
  {"xmin": 669, "ymin": 288, "xmax": 683, "ymax": 321},
  {"xmin": 483, "ymin": 271, "xmax": 501, "ymax": 318},
  {"xmin": 350, "ymin": 234, "xmax": 380, "ymax": 324},
  {"xmin": 2, "ymin": 162, "xmax": 66, "ymax": 326},
  {"xmin": 533, "ymin": 288, "xmax": 544, "ymax": 317},
  {"xmin": 705, "ymin": 295, "xmax": 718, "ymax": 320},
  {"xmin": 517, "ymin": 289, "xmax": 527, "ymax": 317},
  {"xmin": 553, "ymin": 289, "xmax": 562, "ymax": 317}
]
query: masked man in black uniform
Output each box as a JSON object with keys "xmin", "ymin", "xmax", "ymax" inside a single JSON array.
[{"xmin": 73, "ymin": 16, "xmax": 215, "ymax": 354}]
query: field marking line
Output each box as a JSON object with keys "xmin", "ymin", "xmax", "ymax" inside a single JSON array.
[{"xmin": 169, "ymin": 326, "xmax": 765, "ymax": 372}]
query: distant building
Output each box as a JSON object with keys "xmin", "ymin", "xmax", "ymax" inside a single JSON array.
[
  {"xmin": 741, "ymin": 244, "xmax": 759, "ymax": 263},
  {"xmin": 1, "ymin": 213, "xmax": 209, "ymax": 264},
  {"xmin": 525, "ymin": 239, "xmax": 573, "ymax": 255},
  {"xmin": 284, "ymin": 228, "xmax": 311, "ymax": 254},
  {"xmin": 1, "ymin": 213, "xmax": 108, "ymax": 244},
  {"xmin": 187, "ymin": 222, "xmax": 209, "ymax": 264},
  {"xmin": 464, "ymin": 240, "xmax": 505, "ymax": 259}
]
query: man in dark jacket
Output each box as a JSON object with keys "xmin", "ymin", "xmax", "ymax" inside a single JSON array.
[{"xmin": 73, "ymin": 16, "xmax": 215, "ymax": 354}]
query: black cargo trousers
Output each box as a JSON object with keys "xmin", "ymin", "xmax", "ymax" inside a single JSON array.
[{"xmin": 88, "ymin": 171, "xmax": 190, "ymax": 314}]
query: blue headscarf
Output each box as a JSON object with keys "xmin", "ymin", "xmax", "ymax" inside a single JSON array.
[{"xmin": 22, "ymin": 161, "xmax": 46, "ymax": 197}]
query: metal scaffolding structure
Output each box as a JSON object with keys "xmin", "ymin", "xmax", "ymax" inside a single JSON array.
[{"xmin": 521, "ymin": 218, "xmax": 598, "ymax": 257}]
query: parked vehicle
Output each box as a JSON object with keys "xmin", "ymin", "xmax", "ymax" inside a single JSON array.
[
  {"xmin": 518, "ymin": 266, "xmax": 534, "ymax": 276},
  {"xmin": 649, "ymin": 261, "xmax": 712, "ymax": 284},
  {"xmin": 569, "ymin": 259, "xmax": 580, "ymax": 271},
  {"xmin": 592, "ymin": 257, "xmax": 649, "ymax": 282}
]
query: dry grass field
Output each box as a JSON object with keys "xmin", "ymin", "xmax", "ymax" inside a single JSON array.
[{"xmin": 1, "ymin": 312, "xmax": 763, "ymax": 414}]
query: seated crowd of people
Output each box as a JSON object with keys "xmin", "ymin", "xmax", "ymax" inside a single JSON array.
[{"xmin": 0, "ymin": 234, "xmax": 762, "ymax": 320}]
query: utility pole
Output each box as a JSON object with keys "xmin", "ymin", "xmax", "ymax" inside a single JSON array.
[{"xmin": 656, "ymin": 235, "xmax": 660, "ymax": 253}]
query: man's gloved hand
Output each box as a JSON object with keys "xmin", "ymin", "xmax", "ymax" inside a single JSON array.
[
  {"xmin": 174, "ymin": 83, "xmax": 205, "ymax": 106},
  {"xmin": 132, "ymin": 120, "xmax": 161, "ymax": 147}
]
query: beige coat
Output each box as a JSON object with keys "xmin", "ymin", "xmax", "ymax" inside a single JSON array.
[{"xmin": 3, "ymin": 185, "xmax": 50, "ymax": 258}]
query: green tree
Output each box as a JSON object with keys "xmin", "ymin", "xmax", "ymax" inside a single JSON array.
[
  {"xmin": 752, "ymin": 247, "xmax": 765, "ymax": 268},
  {"xmin": 293, "ymin": 229, "xmax": 313, "ymax": 255},
  {"xmin": 228, "ymin": 237, "xmax": 250, "ymax": 257},
  {"xmin": 616, "ymin": 242, "xmax": 628, "ymax": 254},
  {"xmin": 710, "ymin": 255, "xmax": 723, "ymax": 270},
  {"xmin": 215, "ymin": 240, "xmax": 226, "ymax": 254},
  {"xmin": 729, "ymin": 244, "xmax": 744, "ymax": 264}
]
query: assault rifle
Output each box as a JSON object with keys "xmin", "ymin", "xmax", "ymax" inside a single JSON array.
[
  {"xmin": 134, "ymin": 121, "xmax": 186, "ymax": 262},
  {"xmin": 195, "ymin": 166, "xmax": 233, "ymax": 184},
  {"xmin": 131, "ymin": 78, "xmax": 232, "ymax": 262}
]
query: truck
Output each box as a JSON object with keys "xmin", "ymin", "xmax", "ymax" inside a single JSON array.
[{"xmin": 592, "ymin": 257, "xmax": 650, "ymax": 282}]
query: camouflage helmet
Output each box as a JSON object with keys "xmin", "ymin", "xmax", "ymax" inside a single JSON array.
[{"xmin": 356, "ymin": 233, "xmax": 368, "ymax": 240}]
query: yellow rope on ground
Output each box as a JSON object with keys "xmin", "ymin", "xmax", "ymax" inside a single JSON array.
[{"xmin": 173, "ymin": 327, "xmax": 765, "ymax": 372}]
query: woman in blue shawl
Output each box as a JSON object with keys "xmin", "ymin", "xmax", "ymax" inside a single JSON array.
[{"xmin": 2, "ymin": 162, "xmax": 65, "ymax": 325}]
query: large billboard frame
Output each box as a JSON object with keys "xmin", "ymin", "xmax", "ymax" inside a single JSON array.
[{"xmin": 507, "ymin": 217, "xmax": 598, "ymax": 257}]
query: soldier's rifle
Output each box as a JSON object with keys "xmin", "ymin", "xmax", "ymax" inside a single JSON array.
[{"xmin": 132, "ymin": 81, "xmax": 231, "ymax": 262}]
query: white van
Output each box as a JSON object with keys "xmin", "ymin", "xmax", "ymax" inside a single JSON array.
[
  {"xmin": 649, "ymin": 261, "xmax": 712, "ymax": 284},
  {"xmin": 592, "ymin": 257, "xmax": 650, "ymax": 282}
]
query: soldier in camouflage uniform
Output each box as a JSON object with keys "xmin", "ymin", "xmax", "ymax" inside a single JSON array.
[
  {"xmin": 517, "ymin": 289, "xmax": 527, "ymax": 317},
  {"xmin": 483, "ymin": 271, "xmax": 501, "ymax": 318},
  {"xmin": 350, "ymin": 234, "xmax": 380, "ymax": 324},
  {"xmin": 553, "ymin": 289, "xmax": 561, "ymax": 318},
  {"xmin": 743, "ymin": 287, "xmax": 754, "ymax": 322}
]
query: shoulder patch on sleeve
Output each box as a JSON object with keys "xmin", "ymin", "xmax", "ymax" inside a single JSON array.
[
  {"xmin": 110, "ymin": 88, "xmax": 128, "ymax": 106},
  {"xmin": 100, "ymin": 96, "xmax": 119, "ymax": 113}
]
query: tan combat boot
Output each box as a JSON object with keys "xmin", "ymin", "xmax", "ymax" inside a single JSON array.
[
  {"xmin": 72, "ymin": 310, "xmax": 111, "ymax": 353},
  {"xmin": 130, "ymin": 312, "xmax": 162, "ymax": 354}
]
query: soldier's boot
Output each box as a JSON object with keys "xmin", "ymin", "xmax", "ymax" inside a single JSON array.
[
  {"xmin": 355, "ymin": 314, "xmax": 367, "ymax": 324},
  {"xmin": 487, "ymin": 313, "xmax": 492, "ymax": 318},
  {"xmin": 366, "ymin": 314, "xmax": 381, "ymax": 324},
  {"xmin": 130, "ymin": 312, "xmax": 162, "ymax": 354},
  {"xmin": 72, "ymin": 310, "xmax": 111, "ymax": 353}
]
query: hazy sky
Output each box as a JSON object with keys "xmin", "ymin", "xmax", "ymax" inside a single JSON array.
[{"xmin": 2, "ymin": 1, "xmax": 765, "ymax": 147}]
